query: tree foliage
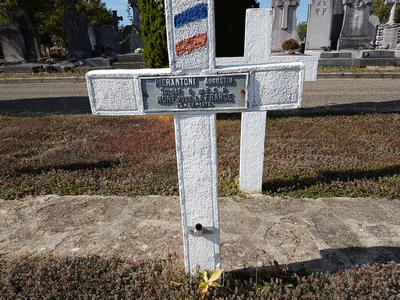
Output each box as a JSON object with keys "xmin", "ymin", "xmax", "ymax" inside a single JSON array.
[
  {"xmin": 297, "ymin": 21, "xmax": 307, "ymax": 41},
  {"xmin": 136, "ymin": 0, "xmax": 168, "ymax": 68},
  {"xmin": 371, "ymin": 0, "xmax": 400, "ymax": 23},
  {"xmin": 0, "ymin": 0, "xmax": 112, "ymax": 46},
  {"xmin": 134, "ymin": 0, "xmax": 260, "ymax": 68}
]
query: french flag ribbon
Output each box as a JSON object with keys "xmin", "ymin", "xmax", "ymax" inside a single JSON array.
[{"xmin": 174, "ymin": 3, "xmax": 208, "ymax": 57}]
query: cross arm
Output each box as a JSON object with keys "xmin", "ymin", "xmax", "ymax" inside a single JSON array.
[{"xmin": 86, "ymin": 61, "xmax": 305, "ymax": 116}]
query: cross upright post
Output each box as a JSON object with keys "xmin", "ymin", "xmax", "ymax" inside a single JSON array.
[
  {"xmin": 86, "ymin": 0, "xmax": 307, "ymax": 273},
  {"xmin": 217, "ymin": 9, "xmax": 319, "ymax": 193}
]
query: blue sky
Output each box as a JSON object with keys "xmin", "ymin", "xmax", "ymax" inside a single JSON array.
[{"xmin": 102, "ymin": 0, "xmax": 308, "ymax": 27}]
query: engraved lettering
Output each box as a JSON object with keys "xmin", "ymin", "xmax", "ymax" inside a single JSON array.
[{"xmin": 142, "ymin": 74, "xmax": 247, "ymax": 112}]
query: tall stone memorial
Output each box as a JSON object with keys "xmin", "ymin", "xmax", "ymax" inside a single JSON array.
[
  {"xmin": 337, "ymin": 0, "xmax": 374, "ymax": 49},
  {"xmin": 63, "ymin": 0, "xmax": 93, "ymax": 58},
  {"xmin": 306, "ymin": 0, "xmax": 334, "ymax": 49},
  {"xmin": 10, "ymin": 10, "xmax": 38, "ymax": 62},
  {"xmin": 0, "ymin": 25, "xmax": 25, "ymax": 63},
  {"xmin": 271, "ymin": 0, "xmax": 301, "ymax": 51},
  {"xmin": 131, "ymin": 0, "xmax": 144, "ymax": 51},
  {"xmin": 86, "ymin": 1, "xmax": 307, "ymax": 273}
]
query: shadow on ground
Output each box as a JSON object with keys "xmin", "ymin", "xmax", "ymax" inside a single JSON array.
[
  {"xmin": 0, "ymin": 97, "xmax": 399, "ymax": 117},
  {"xmin": 0, "ymin": 97, "xmax": 91, "ymax": 116},
  {"xmin": 262, "ymin": 164, "xmax": 400, "ymax": 194},
  {"xmin": 269, "ymin": 99, "xmax": 400, "ymax": 117},
  {"xmin": 229, "ymin": 246, "xmax": 400, "ymax": 276}
]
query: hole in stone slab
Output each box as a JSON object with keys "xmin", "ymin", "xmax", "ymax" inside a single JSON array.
[
  {"xmin": 195, "ymin": 223, "xmax": 203, "ymax": 234},
  {"xmin": 241, "ymin": 90, "xmax": 246, "ymax": 100}
]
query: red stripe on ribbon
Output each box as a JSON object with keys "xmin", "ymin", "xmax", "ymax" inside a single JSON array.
[{"xmin": 175, "ymin": 33, "xmax": 207, "ymax": 57}]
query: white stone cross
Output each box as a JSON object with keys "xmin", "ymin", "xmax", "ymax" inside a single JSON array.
[
  {"xmin": 86, "ymin": 0, "xmax": 307, "ymax": 273},
  {"xmin": 217, "ymin": 9, "xmax": 319, "ymax": 193}
]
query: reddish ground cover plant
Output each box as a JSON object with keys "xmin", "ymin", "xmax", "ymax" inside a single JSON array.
[{"xmin": 0, "ymin": 113, "xmax": 398, "ymax": 200}]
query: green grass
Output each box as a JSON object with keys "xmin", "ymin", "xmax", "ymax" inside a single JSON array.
[
  {"xmin": 0, "ymin": 113, "xmax": 399, "ymax": 200},
  {"xmin": 1, "ymin": 66, "xmax": 399, "ymax": 79},
  {"xmin": 0, "ymin": 71, "xmax": 88, "ymax": 78},
  {"xmin": 318, "ymin": 66, "xmax": 400, "ymax": 73}
]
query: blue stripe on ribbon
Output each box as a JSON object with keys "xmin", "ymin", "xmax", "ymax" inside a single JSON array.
[{"xmin": 174, "ymin": 3, "xmax": 208, "ymax": 28}]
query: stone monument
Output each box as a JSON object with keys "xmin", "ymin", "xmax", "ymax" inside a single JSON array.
[
  {"xmin": 306, "ymin": 0, "xmax": 334, "ymax": 50},
  {"xmin": 10, "ymin": 10, "xmax": 38, "ymax": 62},
  {"xmin": 63, "ymin": 0, "xmax": 93, "ymax": 58},
  {"xmin": 131, "ymin": 0, "xmax": 144, "ymax": 51},
  {"xmin": 86, "ymin": 1, "xmax": 311, "ymax": 273},
  {"xmin": 375, "ymin": 0, "xmax": 400, "ymax": 49},
  {"xmin": 88, "ymin": 24, "xmax": 119, "ymax": 55},
  {"xmin": 271, "ymin": 0, "xmax": 301, "ymax": 52},
  {"xmin": 337, "ymin": 0, "xmax": 374, "ymax": 49},
  {"xmin": 0, "ymin": 25, "xmax": 25, "ymax": 63},
  {"xmin": 110, "ymin": 10, "xmax": 123, "ymax": 31}
]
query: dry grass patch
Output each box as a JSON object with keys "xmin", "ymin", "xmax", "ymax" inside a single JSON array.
[{"xmin": 0, "ymin": 113, "xmax": 399, "ymax": 200}]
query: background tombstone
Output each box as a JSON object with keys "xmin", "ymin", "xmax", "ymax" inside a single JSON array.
[
  {"xmin": 375, "ymin": 0, "xmax": 400, "ymax": 49},
  {"xmin": 99, "ymin": 25, "xmax": 119, "ymax": 54},
  {"xmin": 10, "ymin": 10, "xmax": 38, "ymax": 62},
  {"xmin": 131, "ymin": 0, "xmax": 144, "ymax": 51},
  {"xmin": 271, "ymin": 0, "xmax": 301, "ymax": 51},
  {"xmin": 337, "ymin": 0, "xmax": 374, "ymax": 49},
  {"xmin": 120, "ymin": 25, "xmax": 143, "ymax": 53},
  {"xmin": 0, "ymin": 25, "xmax": 25, "ymax": 63},
  {"xmin": 330, "ymin": 0, "xmax": 345, "ymax": 50},
  {"xmin": 110, "ymin": 10, "xmax": 123, "ymax": 31},
  {"xmin": 63, "ymin": 0, "xmax": 93, "ymax": 58},
  {"xmin": 118, "ymin": 0, "xmax": 143, "ymax": 54},
  {"xmin": 306, "ymin": 0, "xmax": 334, "ymax": 49},
  {"xmin": 367, "ymin": 15, "xmax": 380, "ymax": 43}
]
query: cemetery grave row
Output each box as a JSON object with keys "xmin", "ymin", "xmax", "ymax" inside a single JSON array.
[{"xmin": 1, "ymin": 0, "xmax": 399, "ymax": 65}]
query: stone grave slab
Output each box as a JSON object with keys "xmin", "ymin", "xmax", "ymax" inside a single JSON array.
[
  {"xmin": 305, "ymin": 0, "xmax": 334, "ymax": 50},
  {"xmin": 271, "ymin": 0, "xmax": 301, "ymax": 52},
  {"xmin": 63, "ymin": 9, "xmax": 93, "ymax": 59},
  {"xmin": 10, "ymin": 10, "xmax": 38, "ymax": 62},
  {"xmin": 0, "ymin": 25, "xmax": 25, "ymax": 63},
  {"xmin": 337, "ymin": 0, "xmax": 374, "ymax": 50}
]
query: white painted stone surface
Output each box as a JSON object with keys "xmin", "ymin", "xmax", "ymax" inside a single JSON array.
[
  {"xmin": 239, "ymin": 111, "xmax": 266, "ymax": 192},
  {"xmin": 165, "ymin": 0, "xmax": 215, "ymax": 73},
  {"xmin": 174, "ymin": 113, "xmax": 220, "ymax": 272},
  {"xmin": 86, "ymin": 2, "xmax": 308, "ymax": 273},
  {"xmin": 86, "ymin": 63, "xmax": 305, "ymax": 116},
  {"xmin": 217, "ymin": 8, "xmax": 318, "ymax": 193}
]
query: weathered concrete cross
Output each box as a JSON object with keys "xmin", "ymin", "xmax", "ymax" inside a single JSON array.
[
  {"xmin": 86, "ymin": 0, "xmax": 306, "ymax": 273},
  {"xmin": 110, "ymin": 10, "xmax": 123, "ymax": 30},
  {"xmin": 216, "ymin": 9, "xmax": 319, "ymax": 193}
]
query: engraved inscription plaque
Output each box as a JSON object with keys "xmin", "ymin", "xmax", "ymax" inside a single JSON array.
[{"xmin": 140, "ymin": 74, "xmax": 248, "ymax": 113}]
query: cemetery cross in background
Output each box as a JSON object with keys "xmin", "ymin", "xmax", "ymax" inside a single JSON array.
[
  {"xmin": 215, "ymin": 9, "xmax": 319, "ymax": 193},
  {"xmin": 86, "ymin": 0, "xmax": 307, "ymax": 273}
]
